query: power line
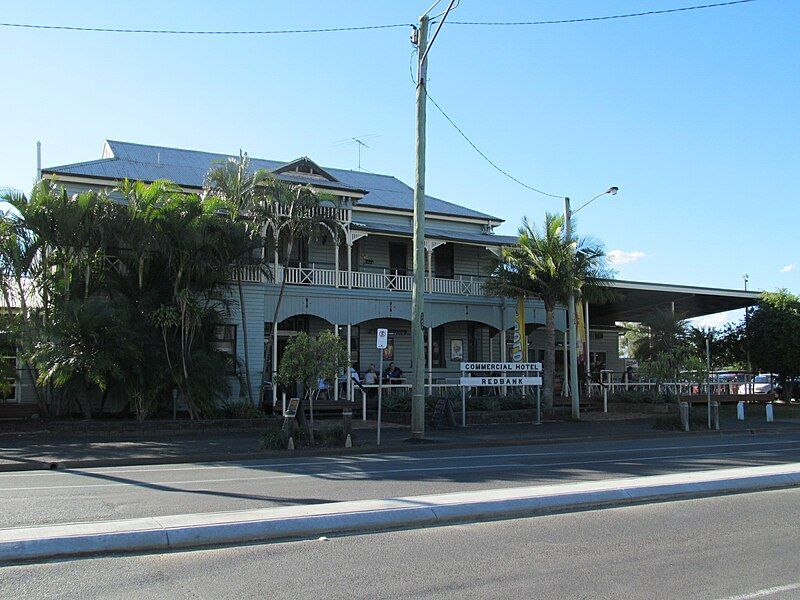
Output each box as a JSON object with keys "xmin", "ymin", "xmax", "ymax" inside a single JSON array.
[
  {"xmin": 426, "ymin": 92, "xmax": 563, "ymax": 199},
  {"xmin": 0, "ymin": 1, "xmax": 758, "ymax": 36},
  {"xmin": 0, "ymin": 22, "xmax": 412, "ymax": 35},
  {"xmin": 447, "ymin": 0, "xmax": 757, "ymax": 26}
]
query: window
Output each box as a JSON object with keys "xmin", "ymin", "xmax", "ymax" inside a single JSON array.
[
  {"xmin": 468, "ymin": 323, "xmax": 483, "ymax": 362},
  {"xmin": 211, "ymin": 325, "xmax": 237, "ymax": 375},
  {"xmin": 350, "ymin": 326, "xmax": 361, "ymax": 371},
  {"xmin": 382, "ymin": 336, "xmax": 395, "ymax": 361},
  {"xmin": 425, "ymin": 326, "xmax": 445, "ymax": 368},
  {"xmin": 433, "ymin": 243, "xmax": 454, "ymax": 279},
  {"xmin": 589, "ymin": 351, "xmax": 607, "ymax": 375}
]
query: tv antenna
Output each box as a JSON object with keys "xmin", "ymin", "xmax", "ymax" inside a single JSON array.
[{"xmin": 334, "ymin": 134, "xmax": 380, "ymax": 171}]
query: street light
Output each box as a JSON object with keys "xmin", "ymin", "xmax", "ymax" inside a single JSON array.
[{"xmin": 563, "ymin": 186, "xmax": 618, "ymax": 420}]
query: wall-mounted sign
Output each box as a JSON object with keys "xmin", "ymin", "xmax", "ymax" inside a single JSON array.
[{"xmin": 460, "ymin": 362, "xmax": 542, "ymax": 372}]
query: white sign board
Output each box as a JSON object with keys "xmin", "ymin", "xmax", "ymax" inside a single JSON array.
[
  {"xmin": 460, "ymin": 376, "xmax": 542, "ymax": 387},
  {"xmin": 376, "ymin": 328, "xmax": 388, "ymax": 349},
  {"xmin": 460, "ymin": 362, "xmax": 542, "ymax": 372}
]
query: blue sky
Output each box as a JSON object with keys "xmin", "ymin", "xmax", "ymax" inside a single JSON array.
[{"xmin": 0, "ymin": 0, "xmax": 797, "ymax": 325}]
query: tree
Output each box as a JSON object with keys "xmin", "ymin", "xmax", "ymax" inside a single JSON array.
[
  {"xmin": 2, "ymin": 179, "xmax": 251, "ymax": 419},
  {"xmin": 252, "ymin": 178, "xmax": 341, "ymax": 400},
  {"xmin": 203, "ymin": 154, "xmax": 271, "ymax": 405},
  {"xmin": 748, "ymin": 290, "xmax": 800, "ymax": 400},
  {"xmin": 687, "ymin": 322, "xmax": 746, "ymax": 371},
  {"xmin": 484, "ymin": 213, "xmax": 612, "ymax": 408},
  {"xmin": 630, "ymin": 310, "xmax": 704, "ymax": 384},
  {"xmin": 32, "ymin": 297, "xmax": 142, "ymax": 419},
  {"xmin": 276, "ymin": 330, "xmax": 347, "ymax": 443}
]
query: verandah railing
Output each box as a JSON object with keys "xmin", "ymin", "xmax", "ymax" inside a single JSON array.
[{"xmin": 271, "ymin": 265, "xmax": 485, "ymax": 295}]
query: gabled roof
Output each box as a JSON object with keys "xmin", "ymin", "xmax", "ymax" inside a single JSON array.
[
  {"xmin": 43, "ymin": 140, "xmax": 502, "ymax": 222},
  {"xmin": 272, "ymin": 156, "xmax": 339, "ymax": 183}
]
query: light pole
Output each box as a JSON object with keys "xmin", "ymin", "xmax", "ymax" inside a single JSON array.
[
  {"xmin": 410, "ymin": 0, "xmax": 457, "ymax": 440},
  {"xmin": 564, "ymin": 187, "xmax": 618, "ymax": 420},
  {"xmin": 743, "ymin": 274, "xmax": 751, "ymax": 374}
]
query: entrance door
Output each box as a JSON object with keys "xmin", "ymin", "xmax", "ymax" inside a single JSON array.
[{"xmin": 389, "ymin": 243, "xmax": 408, "ymax": 276}]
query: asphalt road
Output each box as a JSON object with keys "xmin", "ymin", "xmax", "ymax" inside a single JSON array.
[
  {"xmin": 5, "ymin": 487, "xmax": 800, "ymax": 599},
  {"xmin": 4, "ymin": 433, "xmax": 800, "ymax": 528}
]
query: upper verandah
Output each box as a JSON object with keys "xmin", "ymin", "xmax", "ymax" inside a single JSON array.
[{"xmin": 42, "ymin": 139, "xmax": 504, "ymax": 225}]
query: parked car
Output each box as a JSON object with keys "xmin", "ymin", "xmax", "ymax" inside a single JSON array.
[{"xmin": 738, "ymin": 373, "xmax": 778, "ymax": 394}]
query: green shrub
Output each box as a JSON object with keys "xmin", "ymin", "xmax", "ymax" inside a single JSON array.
[
  {"xmin": 317, "ymin": 424, "xmax": 348, "ymax": 446},
  {"xmin": 216, "ymin": 398, "xmax": 265, "ymax": 420},
  {"xmin": 260, "ymin": 429, "xmax": 284, "ymax": 449}
]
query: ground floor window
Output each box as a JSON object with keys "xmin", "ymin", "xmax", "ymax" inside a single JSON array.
[
  {"xmin": 350, "ymin": 326, "xmax": 361, "ymax": 371},
  {"xmin": 589, "ymin": 351, "xmax": 607, "ymax": 374},
  {"xmin": 382, "ymin": 335, "xmax": 395, "ymax": 362},
  {"xmin": 211, "ymin": 325, "xmax": 237, "ymax": 375},
  {"xmin": 424, "ymin": 326, "xmax": 445, "ymax": 368}
]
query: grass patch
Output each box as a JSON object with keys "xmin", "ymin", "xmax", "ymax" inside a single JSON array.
[{"xmin": 653, "ymin": 411, "xmax": 710, "ymax": 430}]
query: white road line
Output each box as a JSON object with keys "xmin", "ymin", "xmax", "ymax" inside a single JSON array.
[
  {"xmin": 1, "ymin": 446, "xmax": 799, "ymax": 493},
  {"xmin": 3, "ymin": 438, "xmax": 799, "ymax": 478},
  {"xmin": 717, "ymin": 582, "xmax": 800, "ymax": 599}
]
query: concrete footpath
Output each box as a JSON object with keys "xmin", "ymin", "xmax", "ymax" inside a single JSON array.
[
  {"xmin": 3, "ymin": 462, "xmax": 800, "ymax": 563},
  {"xmin": 3, "ymin": 414, "xmax": 800, "ymax": 472}
]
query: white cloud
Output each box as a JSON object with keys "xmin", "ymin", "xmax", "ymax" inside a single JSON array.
[
  {"xmin": 607, "ymin": 249, "xmax": 645, "ymax": 266},
  {"xmin": 779, "ymin": 263, "xmax": 796, "ymax": 274}
]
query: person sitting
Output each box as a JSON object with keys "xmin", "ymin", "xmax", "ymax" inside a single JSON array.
[
  {"xmin": 383, "ymin": 363, "xmax": 404, "ymax": 383},
  {"xmin": 364, "ymin": 365, "xmax": 378, "ymax": 386}
]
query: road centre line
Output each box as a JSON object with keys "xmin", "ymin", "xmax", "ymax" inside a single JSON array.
[
  {"xmin": 2, "ymin": 446, "xmax": 800, "ymax": 493},
  {"xmin": 718, "ymin": 581, "xmax": 800, "ymax": 599},
  {"xmin": 3, "ymin": 438, "xmax": 799, "ymax": 479}
]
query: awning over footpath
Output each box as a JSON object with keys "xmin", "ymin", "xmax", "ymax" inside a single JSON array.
[{"xmin": 591, "ymin": 280, "xmax": 760, "ymax": 325}]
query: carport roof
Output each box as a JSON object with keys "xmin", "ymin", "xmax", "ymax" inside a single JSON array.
[{"xmin": 591, "ymin": 280, "xmax": 760, "ymax": 325}]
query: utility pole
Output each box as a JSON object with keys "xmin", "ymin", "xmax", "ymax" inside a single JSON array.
[
  {"xmin": 563, "ymin": 197, "xmax": 581, "ymax": 421},
  {"xmin": 410, "ymin": 14, "xmax": 429, "ymax": 441},
  {"xmin": 410, "ymin": 0, "xmax": 456, "ymax": 441}
]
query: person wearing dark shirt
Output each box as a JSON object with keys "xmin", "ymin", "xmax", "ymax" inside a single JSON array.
[{"xmin": 383, "ymin": 363, "xmax": 404, "ymax": 382}]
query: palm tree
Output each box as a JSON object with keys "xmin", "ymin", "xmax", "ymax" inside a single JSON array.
[
  {"xmin": 252, "ymin": 178, "xmax": 341, "ymax": 402},
  {"xmin": 485, "ymin": 213, "xmax": 612, "ymax": 409},
  {"xmin": 203, "ymin": 154, "xmax": 270, "ymax": 406}
]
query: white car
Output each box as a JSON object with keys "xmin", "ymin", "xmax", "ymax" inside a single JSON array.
[{"xmin": 738, "ymin": 374, "xmax": 777, "ymax": 394}]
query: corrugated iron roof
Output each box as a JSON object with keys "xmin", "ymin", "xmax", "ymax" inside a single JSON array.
[
  {"xmin": 351, "ymin": 221, "xmax": 517, "ymax": 247},
  {"xmin": 44, "ymin": 140, "xmax": 502, "ymax": 222}
]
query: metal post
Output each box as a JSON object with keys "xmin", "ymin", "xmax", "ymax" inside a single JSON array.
[
  {"xmin": 585, "ymin": 301, "xmax": 591, "ymax": 378},
  {"xmin": 347, "ymin": 241, "xmax": 353, "ymax": 289},
  {"xmin": 346, "ymin": 323, "xmax": 352, "ymax": 403},
  {"xmin": 501, "ymin": 328, "xmax": 508, "ymax": 396},
  {"xmin": 410, "ymin": 13, "xmax": 430, "ymax": 441},
  {"xmin": 333, "ymin": 240, "xmax": 339, "ymax": 288},
  {"xmin": 427, "ymin": 326, "xmax": 433, "ymax": 388},
  {"xmin": 564, "ymin": 197, "xmax": 580, "ymax": 420},
  {"xmin": 377, "ymin": 349, "xmax": 383, "ymax": 446},
  {"xmin": 333, "ymin": 325, "xmax": 339, "ymax": 402},
  {"xmin": 535, "ymin": 379, "xmax": 541, "ymax": 425},
  {"xmin": 563, "ymin": 328, "xmax": 569, "ymax": 396},
  {"xmin": 706, "ymin": 335, "xmax": 712, "ymax": 429},
  {"xmin": 272, "ymin": 321, "xmax": 279, "ymax": 407},
  {"xmin": 461, "ymin": 364, "xmax": 467, "ymax": 427}
]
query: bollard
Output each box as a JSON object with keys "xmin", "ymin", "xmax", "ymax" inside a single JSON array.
[
  {"xmin": 766, "ymin": 403, "xmax": 774, "ymax": 423},
  {"xmin": 737, "ymin": 401, "xmax": 745, "ymax": 421},
  {"xmin": 345, "ymin": 433, "xmax": 353, "ymax": 448},
  {"xmin": 679, "ymin": 402, "xmax": 690, "ymax": 432},
  {"xmin": 287, "ymin": 437, "xmax": 295, "ymax": 450},
  {"xmin": 711, "ymin": 401, "xmax": 720, "ymax": 430}
]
